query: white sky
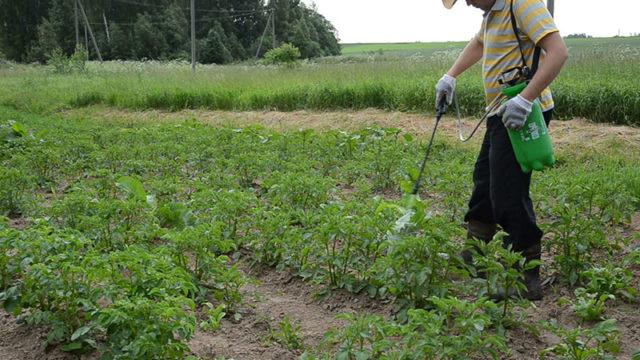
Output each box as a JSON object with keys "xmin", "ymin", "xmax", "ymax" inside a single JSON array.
[{"xmin": 301, "ymin": 0, "xmax": 640, "ymax": 43}]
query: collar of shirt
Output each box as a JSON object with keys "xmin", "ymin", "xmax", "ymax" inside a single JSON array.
[{"xmin": 484, "ymin": 0, "xmax": 506, "ymax": 16}]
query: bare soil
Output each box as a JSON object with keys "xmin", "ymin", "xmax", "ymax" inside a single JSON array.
[
  {"xmin": 70, "ymin": 107, "xmax": 640, "ymax": 149},
  {"xmin": 0, "ymin": 310, "xmax": 74, "ymax": 360},
  {"xmin": 3, "ymin": 109, "xmax": 639, "ymax": 359},
  {"xmin": 189, "ymin": 260, "xmax": 395, "ymax": 360}
]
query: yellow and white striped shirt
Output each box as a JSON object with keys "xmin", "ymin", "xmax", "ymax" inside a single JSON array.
[{"xmin": 477, "ymin": 0, "xmax": 558, "ymax": 111}]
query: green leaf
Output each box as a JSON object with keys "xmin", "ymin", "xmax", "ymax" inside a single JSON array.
[
  {"xmin": 393, "ymin": 211, "xmax": 414, "ymax": 233},
  {"xmin": 62, "ymin": 342, "xmax": 83, "ymax": 352},
  {"xmin": 407, "ymin": 167, "xmax": 420, "ymax": 182},
  {"xmin": 116, "ymin": 176, "xmax": 147, "ymax": 201},
  {"xmin": 2, "ymin": 297, "xmax": 21, "ymax": 315},
  {"xmin": 399, "ymin": 180, "xmax": 414, "ymax": 194},
  {"xmin": 70, "ymin": 325, "xmax": 91, "ymax": 341},
  {"xmin": 11, "ymin": 122, "xmax": 26, "ymax": 137}
]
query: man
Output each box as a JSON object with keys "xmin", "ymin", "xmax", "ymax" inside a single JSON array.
[{"xmin": 435, "ymin": 0, "xmax": 568, "ymax": 300}]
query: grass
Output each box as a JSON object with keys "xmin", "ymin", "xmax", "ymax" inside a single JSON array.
[
  {"xmin": 340, "ymin": 41, "xmax": 468, "ymax": 56},
  {"xmin": 0, "ymin": 37, "xmax": 639, "ymax": 125}
]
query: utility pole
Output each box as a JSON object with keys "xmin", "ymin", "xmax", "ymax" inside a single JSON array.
[
  {"xmin": 74, "ymin": 0, "xmax": 80, "ymax": 47},
  {"xmin": 255, "ymin": 11, "xmax": 272, "ymax": 58},
  {"xmin": 103, "ymin": 12, "xmax": 110, "ymax": 43},
  {"xmin": 271, "ymin": 9, "xmax": 276, "ymax": 49},
  {"xmin": 547, "ymin": 0, "xmax": 554, "ymax": 17},
  {"xmin": 191, "ymin": 0, "xmax": 196, "ymax": 72},
  {"xmin": 84, "ymin": 21, "xmax": 89, "ymax": 56},
  {"xmin": 77, "ymin": 0, "xmax": 103, "ymax": 61}
]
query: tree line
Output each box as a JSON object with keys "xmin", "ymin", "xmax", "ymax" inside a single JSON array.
[{"xmin": 0, "ymin": 0, "xmax": 341, "ymax": 63}]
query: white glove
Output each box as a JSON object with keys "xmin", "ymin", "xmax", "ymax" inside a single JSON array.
[
  {"xmin": 496, "ymin": 95, "xmax": 533, "ymax": 130},
  {"xmin": 435, "ymin": 74, "xmax": 456, "ymax": 109}
]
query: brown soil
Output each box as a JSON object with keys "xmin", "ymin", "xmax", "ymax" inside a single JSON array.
[
  {"xmin": 8, "ymin": 217, "xmax": 28, "ymax": 230},
  {"xmin": 0, "ymin": 310, "xmax": 74, "ymax": 360},
  {"xmin": 68, "ymin": 107, "xmax": 640, "ymax": 150},
  {"xmin": 189, "ymin": 260, "xmax": 394, "ymax": 360}
]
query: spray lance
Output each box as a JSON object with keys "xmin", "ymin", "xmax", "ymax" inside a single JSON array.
[{"xmin": 411, "ymin": 97, "xmax": 448, "ymax": 195}]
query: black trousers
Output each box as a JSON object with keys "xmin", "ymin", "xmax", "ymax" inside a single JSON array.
[{"xmin": 464, "ymin": 110, "xmax": 553, "ymax": 252}]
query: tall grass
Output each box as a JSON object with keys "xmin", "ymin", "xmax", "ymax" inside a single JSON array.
[{"xmin": 1, "ymin": 37, "xmax": 639, "ymax": 124}]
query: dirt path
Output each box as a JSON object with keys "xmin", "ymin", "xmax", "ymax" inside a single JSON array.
[
  {"xmin": 68, "ymin": 107, "xmax": 640, "ymax": 150},
  {"xmin": 189, "ymin": 260, "xmax": 394, "ymax": 360}
]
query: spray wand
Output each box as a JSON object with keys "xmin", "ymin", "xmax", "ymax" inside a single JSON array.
[
  {"xmin": 411, "ymin": 95, "xmax": 503, "ymax": 196},
  {"xmin": 411, "ymin": 98, "xmax": 448, "ymax": 195}
]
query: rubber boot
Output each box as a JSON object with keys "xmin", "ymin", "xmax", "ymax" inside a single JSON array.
[
  {"xmin": 492, "ymin": 242, "xmax": 543, "ymax": 301},
  {"xmin": 460, "ymin": 220, "xmax": 497, "ymax": 266},
  {"xmin": 521, "ymin": 243, "xmax": 543, "ymax": 301}
]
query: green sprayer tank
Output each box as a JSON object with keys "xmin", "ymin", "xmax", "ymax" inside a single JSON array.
[{"xmin": 502, "ymin": 82, "xmax": 555, "ymax": 173}]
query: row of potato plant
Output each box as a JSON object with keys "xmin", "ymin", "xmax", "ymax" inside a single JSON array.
[{"xmin": 1, "ymin": 108, "xmax": 638, "ymax": 358}]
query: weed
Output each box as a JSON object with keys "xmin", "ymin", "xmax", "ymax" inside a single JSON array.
[
  {"xmin": 572, "ymin": 287, "xmax": 614, "ymax": 322},
  {"xmin": 541, "ymin": 319, "xmax": 621, "ymax": 360},
  {"xmin": 200, "ymin": 303, "xmax": 226, "ymax": 332},
  {"xmin": 579, "ymin": 265, "xmax": 638, "ymax": 303},
  {"xmin": 269, "ymin": 316, "xmax": 305, "ymax": 351}
]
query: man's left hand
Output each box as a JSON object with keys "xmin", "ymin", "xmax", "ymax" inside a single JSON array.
[{"xmin": 496, "ymin": 95, "xmax": 533, "ymax": 130}]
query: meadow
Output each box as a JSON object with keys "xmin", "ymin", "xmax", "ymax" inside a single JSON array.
[
  {"xmin": 0, "ymin": 37, "xmax": 639, "ymax": 359},
  {"xmin": 0, "ymin": 37, "xmax": 639, "ymax": 124}
]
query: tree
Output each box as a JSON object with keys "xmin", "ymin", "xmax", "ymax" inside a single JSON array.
[
  {"xmin": 0, "ymin": 0, "xmax": 341, "ymax": 63},
  {"xmin": 28, "ymin": 18, "xmax": 59, "ymax": 63},
  {"xmin": 0, "ymin": 0, "xmax": 51, "ymax": 62},
  {"xmin": 133, "ymin": 13, "xmax": 169, "ymax": 59},
  {"xmin": 160, "ymin": 3, "xmax": 189, "ymax": 59},
  {"xmin": 108, "ymin": 23, "xmax": 134, "ymax": 60},
  {"xmin": 200, "ymin": 22, "xmax": 233, "ymax": 64}
]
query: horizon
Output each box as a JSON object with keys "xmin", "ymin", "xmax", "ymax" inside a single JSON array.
[{"xmin": 338, "ymin": 34, "xmax": 640, "ymax": 45}]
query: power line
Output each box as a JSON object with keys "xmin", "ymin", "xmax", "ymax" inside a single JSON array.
[
  {"xmin": 110, "ymin": 0, "xmax": 267, "ymax": 15},
  {"xmin": 90, "ymin": 10, "xmax": 267, "ymax": 27}
]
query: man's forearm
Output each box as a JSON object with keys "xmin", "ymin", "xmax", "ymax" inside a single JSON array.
[
  {"xmin": 447, "ymin": 36, "xmax": 484, "ymax": 78},
  {"xmin": 521, "ymin": 32, "xmax": 569, "ymax": 102}
]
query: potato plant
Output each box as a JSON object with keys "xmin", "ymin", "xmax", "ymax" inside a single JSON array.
[{"xmin": 0, "ymin": 104, "xmax": 638, "ymax": 358}]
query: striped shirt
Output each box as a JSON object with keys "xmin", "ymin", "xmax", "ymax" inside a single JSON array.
[{"xmin": 477, "ymin": 0, "xmax": 558, "ymax": 111}]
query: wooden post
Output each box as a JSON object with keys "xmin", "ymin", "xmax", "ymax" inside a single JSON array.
[
  {"xmin": 103, "ymin": 12, "xmax": 110, "ymax": 43},
  {"xmin": 77, "ymin": 0, "xmax": 103, "ymax": 61},
  {"xmin": 191, "ymin": 0, "xmax": 196, "ymax": 72},
  {"xmin": 271, "ymin": 9, "xmax": 276, "ymax": 48},
  {"xmin": 74, "ymin": 0, "xmax": 80, "ymax": 47},
  {"xmin": 255, "ymin": 11, "xmax": 272, "ymax": 58},
  {"xmin": 84, "ymin": 18, "xmax": 89, "ymax": 56}
]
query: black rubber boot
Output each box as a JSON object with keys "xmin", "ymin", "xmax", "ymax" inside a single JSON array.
[
  {"xmin": 491, "ymin": 243, "xmax": 543, "ymax": 301},
  {"xmin": 521, "ymin": 243, "xmax": 543, "ymax": 301},
  {"xmin": 460, "ymin": 220, "xmax": 497, "ymax": 266}
]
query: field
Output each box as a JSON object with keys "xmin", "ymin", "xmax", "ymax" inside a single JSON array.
[
  {"xmin": 1, "ymin": 37, "xmax": 639, "ymax": 359},
  {"xmin": 1, "ymin": 37, "xmax": 640, "ymax": 125}
]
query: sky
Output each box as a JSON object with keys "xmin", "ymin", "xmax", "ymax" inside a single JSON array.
[{"xmin": 300, "ymin": 0, "xmax": 640, "ymax": 43}]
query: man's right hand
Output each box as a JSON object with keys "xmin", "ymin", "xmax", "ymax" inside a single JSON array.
[{"xmin": 435, "ymin": 74, "xmax": 456, "ymax": 110}]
